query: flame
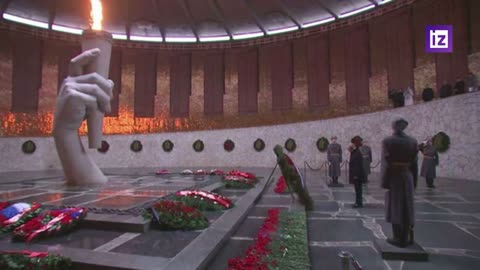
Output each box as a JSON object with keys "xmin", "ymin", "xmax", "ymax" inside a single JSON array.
[{"xmin": 89, "ymin": 0, "xmax": 103, "ymax": 30}]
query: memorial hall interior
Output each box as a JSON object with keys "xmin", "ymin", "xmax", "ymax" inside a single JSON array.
[{"xmin": 0, "ymin": 0, "xmax": 479, "ymax": 269}]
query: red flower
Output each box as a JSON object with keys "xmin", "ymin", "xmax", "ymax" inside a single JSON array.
[{"xmin": 274, "ymin": 176, "xmax": 289, "ymax": 194}]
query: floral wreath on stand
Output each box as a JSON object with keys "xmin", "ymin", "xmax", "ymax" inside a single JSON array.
[
  {"xmin": 316, "ymin": 137, "xmax": 330, "ymax": 152},
  {"xmin": 432, "ymin": 132, "xmax": 450, "ymax": 153},
  {"xmin": 130, "ymin": 140, "xmax": 143, "ymax": 152},
  {"xmin": 253, "ymin": 139, "xmax": 265, "ymax": 152},
  {"xmin": 162, "ymin": 140, "xmax": 174, "ymax": 152},
  {"xmin": 224, "ymin": 139, "xmax": 235, "ymax": 152},
  {"xmin": 284, "ymin": 138, "xmax": 297, "ymax": 152},
  {"xmin": 193, "ymin": 140, "xmax": 204, "ymax": 152},
  {"xmin": 21, "ymin": 140, "xmax": 36, "ymax": 154}
]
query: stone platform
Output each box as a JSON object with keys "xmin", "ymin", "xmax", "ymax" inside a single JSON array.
[
  {"xmin": 0, "ymin": 167, "xmax": 274, "ymax": 270},
  {"xmin": 374, "ymin": 239, "xmax": 429, "ymax": 261}
]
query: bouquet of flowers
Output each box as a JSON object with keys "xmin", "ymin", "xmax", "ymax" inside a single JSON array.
[
  {"xmin": 223, "ymin": 170, "xmax": 258, "ymax": 189},
  {"xmin": 210, "ymin": 169, "xmax": 224, "ymax": 176},
  {"xmin": 155, "ymin": 169, "xmax": 170, "ymax": 175},
  {"xmin": 0, "ymin": 202, "xmax": 42, "ymax": 234},
  {"xmin": 12, "ymin": 208, "xmax": 87, "ymax": 242},
  {"xmin": 146, "ymin": 200, "xmax": 209, "ymax": 231},
  {"xmin": 174, "ymin": 190, "xmax": 233, "ymax": 211},
  {"xmin": 0, "ymin": 250, "xmax": 72, "ymax": 270},
  {"xmin": 274, "ymin": 176, "xmax": 290, "ymax": 194}
]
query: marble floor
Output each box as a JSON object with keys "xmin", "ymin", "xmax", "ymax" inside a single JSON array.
[
  {"xmin": 208, "ymin": 170, "xmax": 480, "ymax": 270},
  {"xmin": 1, "ymin": 168, "xmax": 480, "ymax": 269}
]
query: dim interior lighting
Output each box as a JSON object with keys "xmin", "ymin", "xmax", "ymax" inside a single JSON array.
[
  {"xmin": 232, "ymin": 32, "xmax": 264, "ymax": 40},
  {"xmin": 165, "ymin": 36, "xmax": 197, "ymax": 43},
  {"xmin": 378, "ymin": 0, "xmax": 394, "ymax": 5},
  {"xmin": 266, "ymin": 26, "xmax": 299, "ymax": 35},
  {"xmin": 112, "ymin": 34, "xmax": 128, "ymax": 40},
  {"xmin": 3, "ymin": 13, "xmax": 49, "ymax": 29},
  {"xmin": 338, "ymin": 4, "xmax": 375, "ymax": 18},
  {"xmin": 130, "ymin": 35, "xmax": 163, "ymax": 42},
  {"xmin": 52, "ymin": 24, "xmax": 83, "ymax": 35},
  {"xmin": 199, "ymin": 35, "xmax": 231, "ymax": 42},
  {"xmin": 301, "ymin": 17, "xmax": 336, "ymax": 28}
]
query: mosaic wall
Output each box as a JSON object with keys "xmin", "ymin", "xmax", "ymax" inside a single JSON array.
[
  {"xmin": 1, "ymin": 92, "xmax": 478, "ymax": 181},
  {"xmin": 0, "ymin": 35, "xmax": 479, "ymax": 137}
]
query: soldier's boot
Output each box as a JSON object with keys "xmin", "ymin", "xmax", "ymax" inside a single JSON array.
[{"xmin": 387, "ymin": 224, "xmax": 407, "ymax": 248}]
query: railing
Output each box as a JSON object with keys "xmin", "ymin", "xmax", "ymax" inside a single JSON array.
[
  {"xmin": 303, "ymin": 159, "xmax": 381, "ymax": 185},
  {"xmin": 338, "ymin": 251, "xmax": 363, "ymax": 270}
]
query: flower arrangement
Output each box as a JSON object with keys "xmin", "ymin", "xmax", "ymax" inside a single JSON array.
[
  {"xmin": 210, "ymin": 169, "xmax": 224, "ymax": 175},
  {"xmin": 284, "ymin": 138, "xmax": 297, "ymax": 152},
  {"xmin": 274, "ymin": 176, "xmax": 290, "ymax": 194},
  {"xmin": 254, "ymin": 138, "xmax": 266, "ymax": 152},
  {"xmin": 174, "ymin": 190, "xmax": 233, "ymax": 211},
  {"xmin": 97, "ymin": 140, "xmax": 110, "ymax": 153},
  {"xmin": 12, "ymin": 208, "xmax": 87, "ymax": 242},
  {"xmin": 0, "ymin": 203, "xmax": 42, "ymax": 234},
  {"xmin": 130, "ymin": 140, "xmax": 143, "ymax": 152},
  {"xmin": 228, "ymin": 209, "xmax": 310, "ymax": 270},
  {"xmin": 274, "ymin": 145, "xmax": 314, "ymax": 210},
  {"xmin": 224, "ymin": 139, "xmax": 235, "ymax": 152},
  {"xmin": 223, "ymin": 170, "xmax": 258, "ymax": 189},
  {"xmin": 21, "ymin": 140, "xmax": 36, "ymax": 154},
  {"xmin": 146, "ymin": 200, "xmax": 209, "ymax": 230},
  {"xmin": 432, "ymin": 131, "xmax": 450, "ymax": 153},
  {"xmin": 0, "ymin": 250, "xmax": 72, "ymax": 270},
  {"xmin": 162, "ymin": 140, "xmax": 174, "ymax": 152},
  {"xmin": 155, "ymin": 169, "xmax": 171, "ymax": 175},
  {"xmin": 228, "ymin": 208, "xmax": 280, "ymax": 269},
  {"xmin": 316, "ymin": 137, "xmax": 329, "ymax": 152}
]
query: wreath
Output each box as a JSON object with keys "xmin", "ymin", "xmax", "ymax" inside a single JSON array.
[
  {"xmin": 0, "ymin": 251, "xmax": 72, "ymax": 270},
  {"xmin": 97, "ymin": 141, "xmax": 110, "ymax": 153},
  {"xmin": 432, "ymin": 132, "xmax": 450, "ymax": 153},
  {"xmin": 21, "ymin": 141, "xmax": 36, "ymax": 154},
  {"xmin": 193, "ymin": 140, "xmax": 204, "ymax": 152},
  {"xmin": 173, "ymin": 190, "xmax": 233, "ymax": 211},
  {"xmin": 284, "ymin": 138, "xmax": 297, "ymax": 152},
  {"xmin": 130, "ymin": 140, "xmax": 143, "ymax": 152},
  {"xmin": 316, "ymin": 137, "xmax": 329, "ymax": 152},
  {"xmin": 145, "ymin": 200, "xmax": 209, "ymax": 230},
  {"xmin": 224, "ymin": 139, "xmax": 235, "ymax": 152},
  {"xmin": 253, "ymin": 139, "xmax": 265, "ymax": 152},
  {"xmin": 162, "ymin": 140, "xmax": 174, "ymax": 152}
]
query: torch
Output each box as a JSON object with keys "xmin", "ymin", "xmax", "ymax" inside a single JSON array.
[{"xmin": 82, "ymin": 0, "xmax": 112, "ymax": 148}]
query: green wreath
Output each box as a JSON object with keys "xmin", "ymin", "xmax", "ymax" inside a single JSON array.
[
  {"xmin": 316, "ymin": 137, "xmax": 330, "ymax": 152},
  {"xmin": 130, "ymin": 140, "xmax": 143, "ymax": 152},
  {"xmin": 253, "ymin": 139, "xmax": 265, "ymax": 152},
  {"xmin": 21, "ymin": 140, "xmax": 36, "ymax": 154},
  {"xmin": 284, "ymin": 138, "xmax": 297, "ymax": 152},
  {"xmin": 193, "ymin": 140, "xmax": 204, "ymax": 152},
  {"xmin": 432, "ymin": 132, "xmax": 450, "ymax": 153},
  {"xmin": 97, "ymin": 140, "xmax": 110, "ymax": 153},
  {"xmin": 162, "ymin": 140, "xmax": 174, "ymax": 152}
]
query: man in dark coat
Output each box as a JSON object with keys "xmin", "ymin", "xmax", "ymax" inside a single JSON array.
[
  {"xmin": 349, "ymin": 136, "xmax": 365, "ymax": 208},
  {"xmin": 327, "ymin": 136, "xmax": 342, "ymax": 184},
  {"xmin": 381, "ymin": 117, "xmax": 418, "ymax": 248},
  {"xmin": 359, "ymin": 142, "xmax": 372, "ymax": 183},
  {"xmin": 420, "ymin": 139, "xmax": 439, "ymax": 188}
]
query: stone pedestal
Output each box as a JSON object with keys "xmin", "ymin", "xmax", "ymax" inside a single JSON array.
[{"xmin": 374, "ymin": 239, "xmax": 429, "ymax": 261}]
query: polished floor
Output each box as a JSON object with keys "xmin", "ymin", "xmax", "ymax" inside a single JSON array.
[{"xmin": 209, "ymin": 170, "xmax": 480, "ymax": 270}]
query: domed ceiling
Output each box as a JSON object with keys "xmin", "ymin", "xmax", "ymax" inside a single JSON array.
[{"xmin": 0, "ymin": 0, "xmax": 393, "ymax": 42}]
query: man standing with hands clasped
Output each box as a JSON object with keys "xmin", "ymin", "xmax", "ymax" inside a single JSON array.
[{"xmin": 381, "ymin": 117, "xmax": 418, "ymax": 247}]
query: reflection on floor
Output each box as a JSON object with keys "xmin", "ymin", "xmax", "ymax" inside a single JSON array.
[{"xmin": 208, "ymin": 171, "xmax": 480, "ymax": 270}]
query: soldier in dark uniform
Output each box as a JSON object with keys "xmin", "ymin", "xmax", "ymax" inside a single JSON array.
[
  {"xmin": 349, "ymin": 136, "xmax": 365, "ymax": 208},
  {"xmin": 327, "ymin": 136, "xmax": 342, "ymax": 185},
  {"xmin": 381, "ymin": 117, "xmax": 418, "ymax": 248},
  {"xmin": 359, "ymin": 142, "xmax": 372, "ymax": 183},
  {"xmin": 420, "ymin": 139, "xmax": 439, "ymax": 188}
]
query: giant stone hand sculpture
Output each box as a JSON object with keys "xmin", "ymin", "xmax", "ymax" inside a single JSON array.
[{"xmin": 53, "ymin": 48, "xmax": 113, "ymax": 186}]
